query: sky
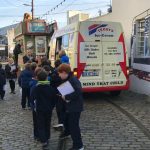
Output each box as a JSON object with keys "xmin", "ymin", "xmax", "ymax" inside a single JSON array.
[{"xmin": 0, "ymin": 0, "xmax": 111, "ymax": 28}]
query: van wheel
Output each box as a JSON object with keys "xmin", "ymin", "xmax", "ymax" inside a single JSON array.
[{"xmin": 110, "ymin": 91, "xmax": 121, "ymax": 96}]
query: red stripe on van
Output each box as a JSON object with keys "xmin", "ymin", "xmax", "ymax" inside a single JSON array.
[
  {"xmin": 82, "ymin": 83, "xmax": 129, "ymax": 92},
  {"xmin": 77, "ymin": 33, "xmax": 86, "ymax": 78},
  {"xmin": 118, "ymin": 33, "xmax": 127, "ymax": 78},
  {"xmin": 88, "ymin": 24, "xmax": 99, "ymax": 30}
]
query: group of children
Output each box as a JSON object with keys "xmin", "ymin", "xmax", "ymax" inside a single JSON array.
[{"xmin": 17, "ymin": 50, "xmax": 84, "ymax": 150}]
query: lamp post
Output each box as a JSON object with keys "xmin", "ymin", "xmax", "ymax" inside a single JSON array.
[
  {"xmin": 31, "ymin": 0, "xmax": 34, "ymax": 20},
  {"xmin": 23, "ymin": 0, "xmax": 34, "ymax": 20}
]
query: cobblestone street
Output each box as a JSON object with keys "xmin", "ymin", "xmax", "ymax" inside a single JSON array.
[{"xmin": 0, "ymin": 83, "xmax": 150, "ymax": 150}]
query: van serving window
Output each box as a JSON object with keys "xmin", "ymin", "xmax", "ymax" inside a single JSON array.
[{"xmin": 62, "ymin": 34, "xmax": 69, "ymax": 49}]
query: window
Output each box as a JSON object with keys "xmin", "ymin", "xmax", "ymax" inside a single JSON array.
[
  {"xmin": 144, "ymin": 17, "xmax": 150, "ymax": 57},
  {"xmin": 136, "ymin": 20, "xmax": 145, "ymax": 57},
  {"xmin": 144, "ymin": 35, "xmax": 150, "ymax": 56},
  {"xmin": 62, "ymin": 34, "xmax": 69, "ymax": 49},
  {"xmin": 69, "ymin": 33, "xmax": 74, "ymax": 48}
]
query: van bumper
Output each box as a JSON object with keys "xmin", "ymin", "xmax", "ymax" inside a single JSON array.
[{"xmin": 82, "ymin": 80, "xmax": 129, "ymax": 93}]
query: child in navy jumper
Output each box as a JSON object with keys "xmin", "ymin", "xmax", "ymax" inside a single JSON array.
[
  {"xmin": 29, "ymin": 67, "xmax": 42, "ymax": 141},
  {"xmin": 18, "ymin": 63, "xmax": 33, "ymax": 109},
  {"xmin": 30, "ymin": 70, "xmax": 56, "ymax": 149}
]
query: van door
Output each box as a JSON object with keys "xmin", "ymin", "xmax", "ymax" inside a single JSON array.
[
  {"xmin": 79, "ymin": 42, "xmax": 103, "ymax": 88},
  {"xmin": 102, "ymin": 42, "xmax": 127, "ymax": 87},
  {"xmin": 101, "ymin": 22, "xmax": 127, "ymax": 87}
]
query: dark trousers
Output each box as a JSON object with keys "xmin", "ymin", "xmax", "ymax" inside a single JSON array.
[
  {"xmin": 21, "ymin": 87, "xmax": 30, "ymax": 108},
  {"xmin": 0, "ymin": 85, "xmax": 5, "ymax": 99},
  {"xmin": 14, "ymin": 54, "xmax": 18, "ymax": 66},
  {"xmin": 36, "ymin": 111, "xmax": 52, "ymax": 143},
  {"xmin": 56, "ymin": 98, "xmax": 65, "ymax": 124},
  {"xmin": 9, "ymin": 79, "xmax": 15, "ymax": 92},
  {"xmin": 64, "ymin": 112, "xmax": 83, "ymax": 149},
  {"xmin": 32, "ymin": 110, "xmax": 38, "ymax": 138}
]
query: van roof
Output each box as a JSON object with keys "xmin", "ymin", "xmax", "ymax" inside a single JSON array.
[{"xmin": 55, "ymin": 20, "xmax": 122, "ymax": 37}]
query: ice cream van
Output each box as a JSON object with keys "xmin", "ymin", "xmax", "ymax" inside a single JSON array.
[{"xmin": 49, "ymin": 21, "xmax": 129, "ymax": 95}]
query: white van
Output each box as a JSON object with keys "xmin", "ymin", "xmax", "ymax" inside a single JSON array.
[{"xmin": 49, "ymin": 21, "xmax": 129, "ymax": 95}]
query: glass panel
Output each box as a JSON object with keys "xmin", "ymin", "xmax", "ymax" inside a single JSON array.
[
  {"xmin": 144, "ymin": 35, "xmax": 150, "ymax": 56},
  {"xmin": 69, "ymin": 33, "xmax": 74, "ymax": 48},
  {"xmin": 62, "ymin": 34, "xmax": 69, "ymax": 49}
]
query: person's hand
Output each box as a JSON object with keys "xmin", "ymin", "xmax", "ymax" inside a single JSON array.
[{"xmin": 62, "ymin": 95, "xmax": 65, "ymax": 101}]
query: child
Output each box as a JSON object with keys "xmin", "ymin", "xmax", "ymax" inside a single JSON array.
[
  {"xmin": 30, "ymin": 70, "xmax": 56, "ymax": 149},
  {"xmin": 57, "ymin": 64, "xmax": 84, "ymax": 150},
  {"xmin": 59, "ymin": 50, "xmax": 70, "ymax": 64},
  {"xmin": 0, "ymin": 63, "xmax": 6, "ymax": 100},
  {"xmin": 30, "ymin": 67, "xmax": 42, "ymax": 141},
  {"xmin": 43, "ymin": 65, "xmax": 51, "ymax": 81},
  {"xmin": 50, "ymin": 60, "xmax": 65, "ymax": 131},
  {"xmin": 18, "ymin": 63, "xmax": 33, "ymax": 109}
]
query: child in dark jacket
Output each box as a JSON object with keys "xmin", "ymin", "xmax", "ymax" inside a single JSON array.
[
  {"xmin": 29, "ymin": 67, "xmax": 42, "ymax": 141},
  {"xmin": 18, "ymin": 63, "xmax": 33, "ymax": 109},
  {"xmin": 30, "ymin": 70, "xmax": 56, "ymax": 149},
  {"xmin": 57, "ymin": 64, "xmax": 84, "ymax": 150},
  {"xmin": 0, "ymin": 63, "xmax": 6, "ymax": 100},
  {"xmin": 50, "ymin": 60, "xmax": 65, "ymax": 130},
  {"xmin": 43, "ymin": 65, "xmax": 51, "ymax": 81}
]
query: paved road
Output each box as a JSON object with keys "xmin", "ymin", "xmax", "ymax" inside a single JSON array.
[
  {"xmin": 0, "ymin": 83, "xmax": 60, "ymax": 150},
  {"xmin": 0, "ymin": 83, "xmax": 150, "ymax": 150}
]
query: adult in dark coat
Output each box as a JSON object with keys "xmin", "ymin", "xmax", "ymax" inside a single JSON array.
[
  {"xmin": 13, "ymin": 43, "xmax": 22, "ymax": 66},
  {"xmin": 0, "ymin": 63, "xmax": 6, "ymax": 100},
  {"xmin": 23, "ymin": 50, "xmax": 35, "ymax": 64},
  {"xmin": 5, "ymin": 58, "xmax": 17, "ymax": 94}
]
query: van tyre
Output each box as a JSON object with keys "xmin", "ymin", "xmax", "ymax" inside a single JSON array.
[{"xmin": 110, "ymin": 91, "xmax": 121, "ymax": 96}]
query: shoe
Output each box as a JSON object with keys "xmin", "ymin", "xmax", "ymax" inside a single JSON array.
[
  {"xmin": 34, "ymin": 136, "xmax": 40, "ymax": 141},
  {"xmin": 59, "ymin": 132, "xmax": 70, "ymax": 139},
  {"xmin": 53, "ymin": 124, "xmax": 63, "ymax": 128},
  {"xmin": 53, "ymin": 124, "xmax": 63, "ymax": 131},
  {"xmin": 42, "ymin": 142, "xmax": 49, "ymax": 150},
  {"xmin": 1, "ymin": 97, "xmax": 4, "ymax": 100},
  {"xmin": 68, "ymin": 147, "xmax": 84, "ymax": 150},
  {"xmin": 27, "ymin": 107, "xmax": 31, "ymax": 110},
  {"xmin": 12, "ymin": 91, "xmax": 16, "ymax": 94}
]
